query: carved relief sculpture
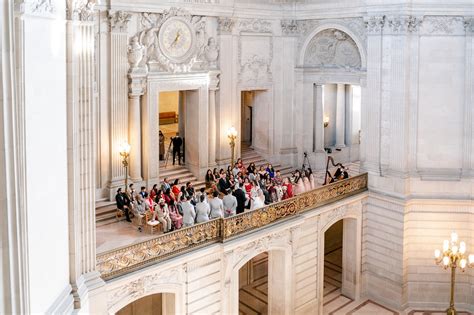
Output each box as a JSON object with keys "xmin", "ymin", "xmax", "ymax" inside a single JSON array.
[
  {"xmin": 203, "ymin": 37, "xmax": 219, "ymax": 69},
  {"xmin": 128, "ymin": 36, "xmax": 144, "ymax": 70},
  {"xmin": 304, "ymin": 29, "xmax": 361, "ymax": 70}
]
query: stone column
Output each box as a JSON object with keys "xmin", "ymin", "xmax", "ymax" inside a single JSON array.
[
  {"xmin": 107, "ymin": 10, "xmax": 131, "ymax": 197},
  {"xmin": 178, "ymin": 92, "xmax": 185, "ymax": 137},
  {"xmin": 208, "ymin": 71, "xmax": 220, "ymax": 167},
  {"xmin": 314, "ymin": 84, "xmax": 324, "ymax": 152},
  {"xmin": 335, "ymin": 83, "xmax": 346, "ymax": 148},
  {"xmin": 128, "ymin": 94, "xmax": 142, "ymax": 182}
]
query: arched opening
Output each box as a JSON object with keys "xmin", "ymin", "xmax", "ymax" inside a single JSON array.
[
  {"xmin": 239, "ymin": 252, "xmax": 269, "ymax": 315},
  {"xmin": 115, "ymin": 293, "xmax": 175, "ymax": 315},
  {"xmin": 231, "ymin": 248, "xmax": 290, "ymax": 315},
  {"xmin": 322, "ymin": 217, "xmax": 360, "ymax": 314}
]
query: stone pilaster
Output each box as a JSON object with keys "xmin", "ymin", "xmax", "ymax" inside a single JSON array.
[
  {"xmin": 209, "ymin": 71, "xmax": 220, "ymax": 167},
  {"xmin": 335, "ymin": 83, "xmax": 346, "ymax": 149},
  {"xmin": 108, "ymin": 10, "xmax": 131, "ymax": 191},
  {"xmin": 66, "ymin": 0, "xmax": 104, "ymax": 310},
  {"xmin": 313, "ymin": 84, "xmax": 324, "ymax": 153}
]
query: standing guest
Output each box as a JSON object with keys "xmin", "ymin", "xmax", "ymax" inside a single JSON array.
[
  {"xmin": 282, "ymin": 177, "xmax": 294, "ymax": 200},
  {"xmin": 307, "ymin": 168, "xmax": 316, "ymax": 189},
  {"xmin": 209, "ymin": 191, "xmax": 224, "ymax": 219},
  {"xmin": 196, "ymin": 187, "xmax": 208, "ymax": 204},
  {"xmin": 159, "ymin": 130, "xmax": 165, "ymax": 161},
  {"xmin": 251, "ymin": 188, "xmax": 265, "ymax": 210},
  {"xmin": 154, "ymin": 199, "xmax": 172, "ymax": 233},
  {"xmin": 195, "ymin": 195, "xmax": 211, "ymax": 223},
  {"xmin": 266, "ymin": 164, "xmax": 275, "ymax": 179},
  {"xmin": 171, "ymin": 134, "xmax": 183, "ymax": 165},
  {"xmin": 150, "ymin": 184, "xmax": 159, "ymax": 200},
  {"xmin": 139, "ymin": 186, "xmax": 147, "ymax": 198},
  {"xmin": 293, "ymin": 170, "xmax": 305, "ymax": 195},
  {"xmin": 181, "ymin": 195, "xmax": 196, "ymax": 227},
  {"xmin": 303, "ymin": 172, "xmax": 311, "ymax": 192},
  {"xmin": 218, "ymin": 172, "xmax": 229, "ymax": 192},
  {"xmin": 222, "ymin": 189, "xmax": 238, "ymax": 218},
  {"xmin": 115, "ymin": 188, "xmax": 132, "ymax": 222},
  {"xmin": 233, "ymin": 183, "xmax": 248, "ymax": 214}
]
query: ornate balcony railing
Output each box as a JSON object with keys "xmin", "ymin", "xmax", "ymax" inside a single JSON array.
[{"xmin": 97, "ymin": 173, "xmax": 368, "ymax": 280}]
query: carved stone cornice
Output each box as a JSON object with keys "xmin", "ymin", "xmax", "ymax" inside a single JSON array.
[
  {"xmin": 365, "ymin": 16, "xmax": 385, "ymax": 34},
  {"xmin": 108, "ymin": 10, "xmax": 132, "ymax": 32},
  {"xmin": 218, "ymin": 17, "xmax": 235, "ymax": 34},
  {"xmin": 15, "ymin": 0, "xmax": 56, "ymax": 16}
]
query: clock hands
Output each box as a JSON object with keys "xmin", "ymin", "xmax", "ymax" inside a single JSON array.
[{"xmin": 170, "ymin": 30, "xmax": 181, "ymax": 48}]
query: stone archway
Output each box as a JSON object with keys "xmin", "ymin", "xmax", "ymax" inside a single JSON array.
[
  {"xmin": 222, "ymin": 232, "xmax": 293, "ymax": 315},
  {"xmin": 317, "ymin": 204, "xmax": 362, "ymax": 314}
]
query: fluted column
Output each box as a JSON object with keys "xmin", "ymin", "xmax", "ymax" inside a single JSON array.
[
  {"xmin": 335, "ymin": 83, "xmax": 346, "ymax": 148},
  {"xmin": 314, "ymin": 84, "xmax": 324, "ymax": 152},
  {"xmin": 128, "ymin": 94, "xmax": 142, "ymax": 182}
]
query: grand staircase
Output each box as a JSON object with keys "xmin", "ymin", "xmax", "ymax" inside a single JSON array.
[{"xmin": 95, "ymin": 145, "xmax": 296, "ymax": 226}]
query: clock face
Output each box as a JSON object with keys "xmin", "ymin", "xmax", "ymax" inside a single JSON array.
[{"xmin": 158, "ymin": 18, "xmax": 195, "ymax": 63}]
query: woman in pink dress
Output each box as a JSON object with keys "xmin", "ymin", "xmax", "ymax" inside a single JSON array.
[
  {"xmin": 303, "ymin": 172, "xmax": 311, "ymax": 192},
  {"xmin": 307, "ymin": 169, "xmax": 316, "ymax": 190},
  {"xmin": 169, "ymin": 204, "xmax": 183, "ymax": 230},
  {"xmin": 293, "ymin": 170, "xmax": 306, "ymax": 195}
]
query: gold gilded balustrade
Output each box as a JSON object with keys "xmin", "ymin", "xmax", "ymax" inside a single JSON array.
[
  {"xmin": 96, "ymin": 173, "xmax": 368, "ymax": 280},
  {"xmin": 97, "ymin": 219, "xmax": 221, "ymax": 280}
]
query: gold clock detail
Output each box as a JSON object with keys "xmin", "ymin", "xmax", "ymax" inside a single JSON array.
[{"xmin": 158, "ymin": 17, "xmax": 195, "ymax": 63}]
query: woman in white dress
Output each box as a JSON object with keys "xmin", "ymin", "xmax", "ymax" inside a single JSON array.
[
  {"xmin": 293, "ymin": 170, "xmax": 306, "ymax": 195},
  {"xmin": 251, "ymin": 188, "xmax": 265, "ymax": 211},
  {"xmin": 302, "ymin": 172, "xmax": 311, "ymax": 192},
  {"xmin": 308, "ymin": 168, "xmax": 316, "ymax": 190}
]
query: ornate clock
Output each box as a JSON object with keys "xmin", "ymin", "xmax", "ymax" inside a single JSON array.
[{"xmin": 158, "ymin": 17, "xmax": 196, "ymax": 63}]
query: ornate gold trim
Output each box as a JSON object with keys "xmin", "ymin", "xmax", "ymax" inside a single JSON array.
[{"xmin": 96, "ymin": 173, "xmax": 368, "ymax": 280}]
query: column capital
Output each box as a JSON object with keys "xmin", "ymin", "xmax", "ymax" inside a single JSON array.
[
  {"xmin": 108, "ymin": 10, "xmax": 132, "ymax": 33},
  {"xmin": 66, "ymin": 0, "xmax": 98, "ymax": 22},
  {"xmin": 218, "ymin": 17, "xmax": 235, "ymax": 35},
  {"xmin": 128, "ymin": 73, "xmax": 146, "ymax": 96},
  {"xmin": 364, "ymin": 16, "xmax": 385, "ymax": 35}
]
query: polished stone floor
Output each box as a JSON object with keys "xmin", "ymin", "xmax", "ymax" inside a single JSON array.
[{"xmin": 96, "ymin": 221, "xmax": 157, "ymax": 254}]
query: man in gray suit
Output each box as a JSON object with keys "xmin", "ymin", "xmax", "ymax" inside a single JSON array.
[
  {"xmin": 222, "ymin": 189, "xmax": 238, "ymax": 218},
  {"xmin": 181, "ymin": 195, "xmax": 196, "ymax": 227}
]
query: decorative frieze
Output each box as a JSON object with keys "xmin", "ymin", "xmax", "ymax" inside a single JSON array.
[
  {"xmin": 108, "ymin": 10, "xmax": 132, "ymax": 32},
  {"xmin": 17, "ymin": 0, "xmax": 56, "ymax": 16},
  {"xmin": 237, "ymin": 19, "xmax": 272, "ymax": 33},
  {"xmin": 281, "ymin": 19, "xmax": 298, "ymax": 35},
  {"xmin": 421, "ymin": 16, "xmax": 465, "ymax": 35},
  {"xmin": 365, "ymin": 16, "xmax": 385, "ymax": 34}
]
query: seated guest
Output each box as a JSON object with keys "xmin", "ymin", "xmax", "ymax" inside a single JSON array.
[
  {"xmin": 236, "ymin": 158, "xmax": 246, "ymax": 175},
  {"xmin": 227, "ymin": 174, "xmax": 236, "ymax": 190},
  {"xmin": 258, "ymin": 166, "xmax": 267, "ymax": 180},
  {"xmin": 185, "ymin": 182, "xmax": 195, "ymax": 199},
  {"xmin": 128, "ymin": 183, "xmax": 137, "ymax": 201},
  {"xmin": 205, "ymin": 169, "xmax": 216, "ymax": 190},
  {"xmin": 303, "ymin": 172, "xmax": 311, "ymax": 192},
  {"xmin": 273, "ymin": 170, "xmax": 283, "ymax": 186},
  {"xmin": 132, "ymin": 194, "xmax": 149, "ymax": 231},
  {"xmin": 232, "ymin": 163, "xmax": 240, "ymax": 177},
  {"xmin": 209, "ymin": 191, "xmax": 224, "ymax": 219},
  {"xmin": 172, "ymin": 179, "xmax": 180, "ymax": 196},
  {"xmin": 169, "ymin": 203, "xmax": 183, "ymax": 230},
  {"xmin": 161, "ymin": 177, "xmax": 170, "ymax": 192},
  {"xmin": 115, "ymin": 188, "xmax": 131, "ymax": 222},
  {"xmin": 266, "ymin": 163, "xmax": 275, "ymax": 179},
  {"xmin": 212, "ymin": 168, "xmax": 220, "ymax": 180},
  {"xmin": 145, "ymin": 192, "xmax": 155, "ymax": 209},
  {"xmin": 139, "ymin": 186, "xmax": 147, "ymax": 198},
  {"xmin": 307, "ymin": 168, "xmax": 316, "ymax": 189},
  {"xmin": 153, "ymin": 198, "xmax": 172, "ymax": 233},
  {"xmin": 181, "ymin": 195, "xmax": 196, "ymax": 227},
  {"xmin": 247, "ymin": 162, "xmax": 256, "ymax": 176},
  {"xmin": 195, "ymin": 195, "xmax": 210, "ymax": 223},
  {"xmin": 223, "ymin": 189, "xmax": 238, "ymax": 218},
  {"xmin": 150, "ymin": 184, "xmax": 159, "ymax": 200}
]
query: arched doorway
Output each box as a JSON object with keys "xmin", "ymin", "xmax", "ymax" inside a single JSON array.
[
  {"xmin": 239, "ymin": 252, "xmax": 269, "ymax": 314},
  {"xmin": 116, "ymin": 293, "xmax": 175, "ymax": 315},
  {"xmin": 321, "ymin": 217, "xmax": 360, "ymax": 314}
]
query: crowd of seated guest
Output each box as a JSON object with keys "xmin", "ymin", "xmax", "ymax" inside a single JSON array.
[{"xmin": 115, "ymin": 155, "xmax": 349, "ymax": 234}]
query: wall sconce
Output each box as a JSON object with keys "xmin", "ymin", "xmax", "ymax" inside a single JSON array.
[
  {"xmin": 227, "ymin": 127, "xmax": 238, "ymax": 167},
  {"xmin": 323, "ymin": 116, "xmax": 330, "ymax": 128},
  {"xmin": 119, "ymin": 142, "xmax": 131, "ymax": 192}
]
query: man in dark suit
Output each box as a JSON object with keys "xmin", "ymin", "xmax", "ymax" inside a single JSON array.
[
  {"xmin": 171, "ymin": 134, "xmax": 183, "ymax": 165},
  {"xmin": 233, "ymin": 183, "xmax": 248, "ymax": 215},
  {"xmin": 115, "ymin": 187, "xmax": 131, "ymax": 222}
]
